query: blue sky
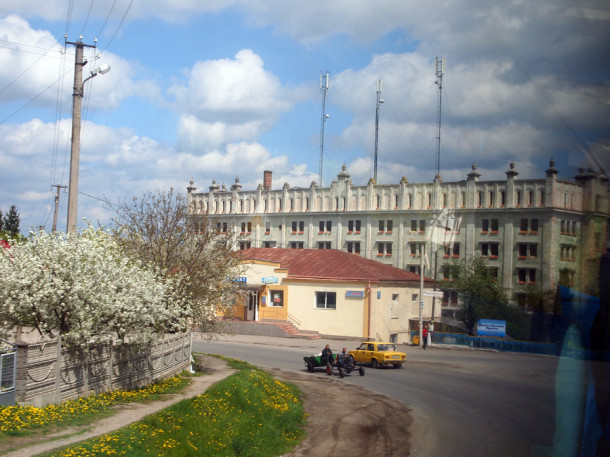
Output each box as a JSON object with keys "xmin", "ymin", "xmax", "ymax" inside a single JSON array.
[{"xmin": 0, "ymin": 0, "xmax": 608, "ymax": 233}]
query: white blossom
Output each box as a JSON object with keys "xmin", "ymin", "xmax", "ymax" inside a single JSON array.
[{"xmin": 0, "ymin": 227, "xmax": 191, "ymax": 346}]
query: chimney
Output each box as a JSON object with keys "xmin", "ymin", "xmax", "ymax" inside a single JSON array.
[{"xmin": 263, "ymin": 170, "xmax": 272, "ymax": 191}]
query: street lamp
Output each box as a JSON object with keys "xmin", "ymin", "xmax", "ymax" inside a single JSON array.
[{"xmin": 66, "ymin": 39, "xmax": 111, "ymax": 233}]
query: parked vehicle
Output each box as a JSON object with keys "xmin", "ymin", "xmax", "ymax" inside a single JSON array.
[{"xmin": 349, "ymin": 342, "xmax": 406, "ymax": 368}]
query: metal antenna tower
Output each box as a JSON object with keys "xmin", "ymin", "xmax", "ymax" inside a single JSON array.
[
  {"xmin": 319, "ymin": 71, "xmax": 330, "ymax": 187},
  {"xmin": 434, "ymin": 57, "xmax": 445, "ymax": 177},
  {"xmin": 374, "ymin": 79, "xmax": 384, "ymax": 184}
]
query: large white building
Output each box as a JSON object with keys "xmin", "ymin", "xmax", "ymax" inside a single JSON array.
[{"xmin": 187, "ymin": 161, "xmax": 609, "ymax": 317}]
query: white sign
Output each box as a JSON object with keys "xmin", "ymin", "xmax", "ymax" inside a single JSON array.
[{"xmin": 423, "ymin": 290, "xmax": 444, "ymax": 298}]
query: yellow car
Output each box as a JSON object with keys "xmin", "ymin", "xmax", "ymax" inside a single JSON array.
[{"xmin": 349, "ymin": 342, "xmax": 406, "ymax": 368}]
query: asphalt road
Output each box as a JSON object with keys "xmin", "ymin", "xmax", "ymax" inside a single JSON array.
[{"xmin": 194, "ymin": 336, "xmax": 560, "ymax": 457}]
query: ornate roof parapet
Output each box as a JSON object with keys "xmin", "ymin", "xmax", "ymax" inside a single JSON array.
[
  {"xmin": 505, "ymin": 162, "xmax": 519, "ymax": 180},
  {"xmin": 545, "ymin": 158, "xmax": 558, "ymax": 177},
  {"xmin": 231, "ymin": 176, "xmax": 242, "ymax": 191},
  {"xmin": 467, "ymin": 163, "xmax": 481, "ymax": 181}
]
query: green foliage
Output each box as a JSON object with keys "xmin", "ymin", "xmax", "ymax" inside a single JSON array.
[
  {"xmin": 443, "ymin": 257, "xmax": 511, "ymax": 335},
  {"xmin": 0, "ymin": 205, "xmax": 22, "ymax": 240},
  {"xmin": 47, "ymin": 357, "xmax": 305, "ymax": 457}
]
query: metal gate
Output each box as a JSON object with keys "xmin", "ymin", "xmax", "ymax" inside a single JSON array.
[{"xmin": 0, "ymin": 341, "xmax": 17, "ymax": 406}]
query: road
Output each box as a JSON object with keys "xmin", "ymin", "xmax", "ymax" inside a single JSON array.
[{"xmin": 193, "ymin": 336, "xmax": 559, "ymax": 457}]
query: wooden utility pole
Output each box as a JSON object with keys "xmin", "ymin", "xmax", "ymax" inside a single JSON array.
[
  {"xmin": 65, "ymin": 38, "xmax": 96, "ymax": 233},
  {"xmin": 51, "ymin": 184, "xmax": 66, "ymax": 232}
]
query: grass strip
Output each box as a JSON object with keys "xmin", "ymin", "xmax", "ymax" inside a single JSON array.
[{"xmin": 45, "ymin": 357, "xmax": 305, "ymax": 457}]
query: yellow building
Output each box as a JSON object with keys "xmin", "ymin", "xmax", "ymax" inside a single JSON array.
[{"xmin": 235, "ymin": 248, "xmax": 436, "ymax": 342}]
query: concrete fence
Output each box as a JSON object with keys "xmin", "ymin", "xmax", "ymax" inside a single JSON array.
[{"xmin": 14, "ymin": 333, "xmax": 192, "ymax": 407}]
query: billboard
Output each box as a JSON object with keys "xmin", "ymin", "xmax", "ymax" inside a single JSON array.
[{"xmin": 477, "ymin": 319, "xmax": 506, "ymax": 337}]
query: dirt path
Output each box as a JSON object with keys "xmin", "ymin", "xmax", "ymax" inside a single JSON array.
[
  {"xmin": 270, "ymin": 368, "xmax": 412, "ymax": 457},
  {"xmin": 1, "ymin": 357, "xmax": 412, "ymax": 456}
]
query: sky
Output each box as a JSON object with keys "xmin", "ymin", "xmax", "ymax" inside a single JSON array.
[{"xmin": 0, "ymin": 0, "xmax": 608, "ymax": 234}]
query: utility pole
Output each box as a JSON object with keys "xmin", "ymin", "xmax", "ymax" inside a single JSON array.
[
  {"xmin": 51, "ymin": 184, "xmax": 67, "ymax": 233},
  {"xmin": 434, "ymin": 57, "xmax": 445, "ymax": 178},
  {"xmin": 374, "ymin": 79, "xmax": 384, "ymax": 184},
  {"xmin": 65, "ymin": 36, "xmax": 110, "ymax": 233},
  {"xmin": 319, "ymin": 71, "xmax": 330, "ymax": 187}
]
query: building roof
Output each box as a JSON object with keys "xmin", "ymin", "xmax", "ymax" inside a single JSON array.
[{"xmin": 239, "ymin": 248, "xmax": 433, "ymax": 284}]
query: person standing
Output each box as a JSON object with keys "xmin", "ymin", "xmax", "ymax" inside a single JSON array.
[{"xmin": 422, "ymin": 325, "xmax": 429, "ymax": 349}]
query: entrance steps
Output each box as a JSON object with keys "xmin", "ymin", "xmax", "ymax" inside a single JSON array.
[{"xmin": 225, "ymin": 319, "xmax": 320, "ymax": 339}]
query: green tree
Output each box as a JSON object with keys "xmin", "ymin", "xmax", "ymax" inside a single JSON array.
[
  {"xmin": 107, "ymin": 188, "xmax": 245, "ymax": 337},
  {"xmin": 2, "ymin": 205, "xmax": 20, "ymax": 237},
  {"xmin": 442, "ymin": 256, "xmax": 511, "ymax": 335}
]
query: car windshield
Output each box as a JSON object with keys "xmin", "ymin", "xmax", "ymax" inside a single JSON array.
[{"xmin": 377, "ymin": 344, "xmax": 396, "ymax": 352}]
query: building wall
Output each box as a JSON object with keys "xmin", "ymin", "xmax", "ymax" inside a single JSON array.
[{"xmin": 190, "ymin": 161, "xmax": 609, "ymax": 312}]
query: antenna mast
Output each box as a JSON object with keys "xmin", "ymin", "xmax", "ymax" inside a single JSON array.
[
  {"xmin": 319, "ymin": 71, "xmax": 330, "ymax": 187},
  {"xmin": 434, "ymin": 57, "xmax": 445, "ymax": 178},
  {"xmin": 374, "ymin": 79, "xmax": 384, "ymax": 184}
]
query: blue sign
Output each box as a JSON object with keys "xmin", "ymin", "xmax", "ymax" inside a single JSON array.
[
  {"xmin": 262, "ymin": 276, "xmax": 278, "ymax": 284},
  {"xmin": 345, "ymin": 290, "xmax": 364, "ymax": 298},
  {"xmin": 233, "ymin": 276, "xmax": 247, "ymax": 283},
  {"xmin": 477, "ymin": 319, "xmax": 506, "ymax": 337}
]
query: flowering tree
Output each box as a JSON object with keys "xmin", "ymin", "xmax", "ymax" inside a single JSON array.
[{"xmin": 0, "ymin": 228, "xmax": 190, "ymax": 346}]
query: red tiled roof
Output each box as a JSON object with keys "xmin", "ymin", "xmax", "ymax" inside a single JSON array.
[{"xmin": 239, "ymin": 248, "xmax": 432, "ymax": 283}]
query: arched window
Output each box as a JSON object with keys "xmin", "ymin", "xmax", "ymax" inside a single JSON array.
[
  {"xmin": 500, "ymin": 190, "xmax": 506, "ymax": 207},
  {"xmin": 488, "ymin": 191, "xmax": 494, "ymax": 208},
  {"xmin": 515, "ymin": 190, "xmax": 521, "ymax": 207},
  {"xmin": 477, "ymin": 191, "xmax": 482, "ymax": 208}
]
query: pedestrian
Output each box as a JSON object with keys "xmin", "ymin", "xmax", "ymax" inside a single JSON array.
[
  {"xmin": 321, "ymin": 344, "xmax": 334, "ymax": 375},
  {"xmin": 422, "ymin": 325, "xmax": 429, "ymax": 349}
]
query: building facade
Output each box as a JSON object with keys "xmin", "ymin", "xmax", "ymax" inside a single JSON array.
[
  {"xmin": 236, "ymin": 248, "xmax": 435, "ymax": 342},
  {"xmin": 187, "ymin": 161, "xmax": 609, "ymax": 316}
]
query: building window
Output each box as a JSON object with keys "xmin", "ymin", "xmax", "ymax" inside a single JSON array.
[
  {"xmin": 265, "ymin": 221, "xmax": 270, "ymax": 234},
  {"xmin": 560, "ymin": 245, "xmax": 576, "ymax": 261},
  {"xmin": 488, "ymin": 191, "xmax": 494, "ymax": 207},
  {"xmin": 527, "ymin": 190, "xmax": 533, "ymax": 207},
  {"xmin": 444, "ymin": 243, "xmax": 460, "ymax": 258},
  {"xmin": 239, "ymin": 241, "xmax": 251, "ymax": 250},
  {"xmin": 292, "ymin": 221, "xmax": 304, "ymax": 234},
  {"xmin": 316, "ymin": 291, "xmax": 336, "ymax": 309},
  {"xmin": 517, "ymin": 268, "xmax": 536, "ymax": 285},
  {"xmin": 518, "ymin": 243, "xmax": 538, "ymax": 259},
  {"xmin": 263, "ymin": 241, "xmax": 276, "ymax": 248},
  {"xmin": 515, "ymin": 190, "xmax": 521, "ymax": 207},
  {"xmin": 482, "ymin": 219, "xmax": 489, "ymax": 233},
  {"xmin": 500, "ymin": 190, "xmax": 506, "ymax": 207},
  {"xmin": 411, "ymin": 220, "xmax": 417, "ymax": 232},
  {"xmin": 477, "ymin": 191, "xmax": 482, "ymax": 208},
  {"xmin": 269, "ymin": 290, "xmax": 284, "ymax": 307},
  {"xmin": 408, "ymin": 266, "xmax": 421, "ymax": 275},
  {"xmin": 318, "ymin": 242, "xmax": 331, "ymax": 249},
  {"xmin": 378, "ymin": 220, "xmax": 393, "ymax": 233},
  {"xmin": 559, "ymin": 269, "xmax": 575, "ymax": 287},
  {"xmin": 347, "ymin": 242, "xmax": 361, "ymax": 255},
  {"xmin": 531, "ymin": 218, "xmax": 538, "ymax": 233},
  {"xmin": 290, "ymin": 242, "xmax": 304, "ymax": 249},
  {"xmin": 377, "ymin": 242, "xmax": 393, "ymax": 257},
  {"xmin": 481, "ymin": 243, "xmax": 499, "ymax": 259},
  {"xmin": 487, "ymin": 267, "xmax": 499, "ymax": 280},
  {"xmin": 408, "ymin": 194, "xmax": 413, "ymax": 209},
  {"xmin": 409, "ymin": 242, "xmax": 423, "ymax": 257},
  {"xmin": 419, "ymin": 220, "xmax": 426, "ymax": 233},
  {"xmin": 319, "ymin": 220, "xmax": 332, "ymax": 233},
  {"xmin": 348, "ymin": 220, "xmax": 361, "ymax": 233},
  {"xmin": 519, "ymin": 218, "xmax": 538, "ymax": 234}
]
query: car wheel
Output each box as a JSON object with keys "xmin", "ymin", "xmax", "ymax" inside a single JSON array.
[
  {"xmin": 359, "ymin": 366, "xmax": 365, "ymax": 376},
  {"xmin": 371, "ymin": 359, "xmax": 379, "ymax": 369},
  {"xmin": 307, "ymin": 363, "xmax": 314, "ymax": 372}
]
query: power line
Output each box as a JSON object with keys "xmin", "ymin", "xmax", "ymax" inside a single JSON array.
[{"xmin": 98, "ymin": 0, "xmax": 134, "ymax": 55}]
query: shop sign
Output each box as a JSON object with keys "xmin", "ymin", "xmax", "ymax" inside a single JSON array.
[
  {"xmin": 477, "ymin": 319, "xmax": 506, "ymax": 337},
  {"xmin": 262, "ymin": 276, "xmax": 278, "ymax": 284},
  {"xmin": 345, "ymin": 290, "xmax": 364, "ymax": 298}
]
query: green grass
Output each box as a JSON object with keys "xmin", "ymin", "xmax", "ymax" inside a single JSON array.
[
  {"xmin": 33, "ymin": 355, "xmax": 306, "ymax": 456},
  {"xmin": 0, "ymin": 374, "xmax": 190, "ymax": 438}
]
